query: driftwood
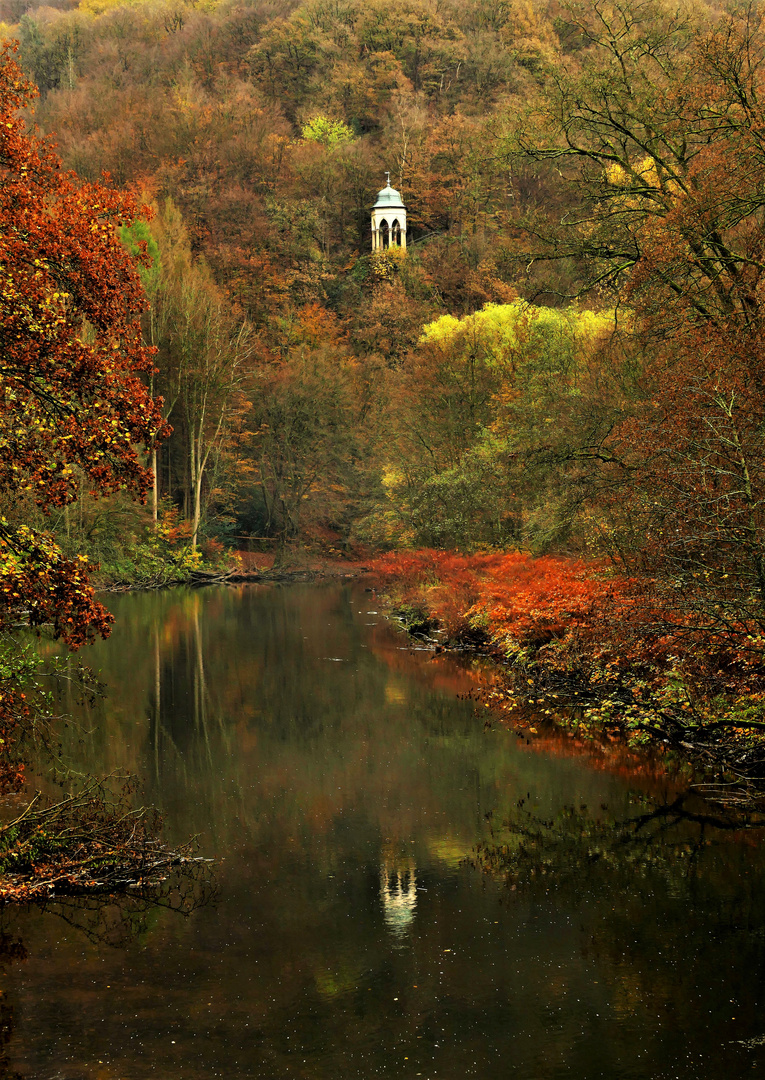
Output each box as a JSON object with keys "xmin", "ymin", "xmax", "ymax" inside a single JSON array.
[
  {"xmin": 103, "ymin": 572, "xmax": 187, "ymax": 592},
  {"xmin": 103, "ymin": 568, "xmax": 268, "ymax": 591},
  {"xmin": 189, "ymin": 568, "xmax": 320, "ymax": 586},
  {"xmin": 103, "ymin": 565, "xmax": 371, "ymax": 592},
  {"xmin": 189, "ymin": 568, "xmax": 262, "ymax": 585},
  {"xmin": 189, "ymin": 566, "xmax": 370, "ymax": 586}
]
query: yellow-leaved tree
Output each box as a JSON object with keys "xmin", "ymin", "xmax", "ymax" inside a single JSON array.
[{"xmin": 372, "ymin": 301, "xmax": 617, "ymax": 551}]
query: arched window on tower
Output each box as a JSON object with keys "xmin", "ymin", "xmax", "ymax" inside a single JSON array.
[
  {"xmin": 379, "ymin": 219, "xmax": 389, "ymax": 249},
  {"xmin": 391, "ymin": 219, "xmax": 401, "ymax": 247}
]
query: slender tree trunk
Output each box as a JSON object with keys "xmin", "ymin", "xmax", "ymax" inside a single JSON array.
[
  {"xmin": 190, "ymin": 404, "xmax": 225, "ymax": 554},
  {"xmin": 149, "ymin": 370, "xmax": 158, "ymax": 526},
  {"xmin": 190, "ymin": 427, "xmax": 199, "ymax": 552},
  {"xmin": 191, "ymin": 446, "xmax": 203, "ymax": 553},
  {"xmin": 717, "ymin": 392, "xmax": 765, "ymax": 599}
]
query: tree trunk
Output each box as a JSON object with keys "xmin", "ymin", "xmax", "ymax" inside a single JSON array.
[
  {"xmin": 152, "ymin": 447, "xmax": 158, "ymax": 525},
  {"xmin": 190, "ymin": 427, "xmax": 200, "ymax": 553}
]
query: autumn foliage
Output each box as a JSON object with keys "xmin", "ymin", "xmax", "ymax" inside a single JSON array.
[
  {"xmin": 0, "ymin": 42, "xmax": 166, "ymax": 640},
  {"xmin": 370, "ymin": 549, "xmax": 617, "ymax": 647},
  {"xmin": 0, "ymin": 42, "xmax": 167, "ymax": 788},
  {"xmin": 8, "ymin": 0, "xmax": 765, "ymax": 796},
  {"xmin": 370, "ymin": 548, "xmax": 765, "ymax": 781}
]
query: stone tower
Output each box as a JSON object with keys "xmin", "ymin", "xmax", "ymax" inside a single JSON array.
[{"xmin": 371, "ymin": 173, "xmax": 407, "ymax": 252}]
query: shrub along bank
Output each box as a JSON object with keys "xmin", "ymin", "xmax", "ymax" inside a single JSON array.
[{"xmin": 369, "ymin": 550, "xmax": 765, "ymax": 808}]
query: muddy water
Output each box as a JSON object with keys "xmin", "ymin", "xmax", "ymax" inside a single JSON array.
[{"xmin": 2, "ymin": 583, "xmax": 765, "ymax": 1079}]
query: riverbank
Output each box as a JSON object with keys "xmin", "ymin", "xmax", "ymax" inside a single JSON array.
[
  {"xmin": 366, "ymin": 549, "xmax": 765, "ymax": 810},
  {"xmin": 97, "ymin": 550, "xmax": 373, "ymax": 591}
]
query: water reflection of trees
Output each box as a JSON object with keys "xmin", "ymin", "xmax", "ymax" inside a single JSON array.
[
  {"xmin": 32, "ymin": 585, "xmax": 765, "ymax": 1079},
  {"xmin": 473, "ymin": 793, "xmax": 763, "ymax": 889},
  {"xmin": 64, "ymin": 585, "xmax": 498, "ymax": 854},
  {"xmin": 45, "ymin": 864, "xmax": 215, "ymax": 948},
  {"xmin": 0, "ymin": 865, "xmax": 215, "ymax": 1080},
  {"xmin": 472, "ymin": 794, "xmax": 765, "ymax": 1074}
]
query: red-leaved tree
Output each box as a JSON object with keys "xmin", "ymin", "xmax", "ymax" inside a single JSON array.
[{"xmin": 0, "ymin": 42, "xmax": 168, "ymax": 787}]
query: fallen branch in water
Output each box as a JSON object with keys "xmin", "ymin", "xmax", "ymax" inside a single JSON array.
[
  {"xmin": 103, "ymin": 567, "xmax": 339, "ymax": 591},
  {"xmin": 0, "ymin": 775, "xmax": 211, "ymax": 903}
]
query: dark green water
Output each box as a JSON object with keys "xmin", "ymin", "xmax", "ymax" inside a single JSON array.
[{"xmin": 2, "ymin": 583, "xmax": 765, "ymax": 1079}]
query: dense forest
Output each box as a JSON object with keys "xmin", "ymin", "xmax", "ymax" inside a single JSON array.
[
  {"xmin": 5, "ymin": 0, "xmax": 765, "ymax": 817},
  {"xmin": 2, "ymin": 0, "xmax": 694, "ymax": 562},
  {"xmin": 4, "ymin": 0, "xmax": 759, "ymax": 567}
]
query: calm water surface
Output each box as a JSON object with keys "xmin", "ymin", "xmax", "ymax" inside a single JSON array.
[{"xmin": 3, "ymin": 583, "xmax": 765, "ymax": 1079}]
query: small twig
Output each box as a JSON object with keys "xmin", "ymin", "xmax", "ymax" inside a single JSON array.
[{"xmin": 0, "ymin": 791, "xmax": 41, "ymax": 834}]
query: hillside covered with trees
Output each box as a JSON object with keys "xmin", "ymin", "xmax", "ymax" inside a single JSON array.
[{"xmin": 3, "ymin": 0, "xmax": 629, "ymax": 561}]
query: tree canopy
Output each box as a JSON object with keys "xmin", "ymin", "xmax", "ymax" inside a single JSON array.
[{"xmin": 0, "ymin": 41, "xmax": 166, "ymax": 647}]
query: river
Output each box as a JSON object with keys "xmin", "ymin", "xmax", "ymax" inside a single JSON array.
[{"xmin": 2, "ymin": 582, "xmax": 765, "ymax": 1079}]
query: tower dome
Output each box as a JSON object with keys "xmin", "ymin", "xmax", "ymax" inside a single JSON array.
[{"xmin": 371, "ymin": 173, "xmax": 407, "ymax": 252}]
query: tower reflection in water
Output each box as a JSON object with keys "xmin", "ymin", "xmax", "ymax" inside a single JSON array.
[{"xmin": 380, "ymin": 857, "xmax": 417, "ymax": 938}]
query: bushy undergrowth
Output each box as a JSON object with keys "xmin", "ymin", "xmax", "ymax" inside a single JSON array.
[
  {"xmin": 91, "ymin": 502, "xmax": 233, "ymax": 586},
  {"xmin": 98, "ymin": 506, "xmax": 203, "ymax": 586},
  {"xmin": 371, "ymin": 549, "xmax": 616, "ymax": 648}
]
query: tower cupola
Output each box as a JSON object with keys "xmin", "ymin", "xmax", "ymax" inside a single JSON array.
[{"xmin": 371, "ymin": 173, "xmax": 407, "ymax": 252}]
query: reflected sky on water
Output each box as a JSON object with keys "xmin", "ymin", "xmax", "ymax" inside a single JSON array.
[{"xmin": 2, "ymin": 583, "xmax": 765, "ymax": 1080}]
